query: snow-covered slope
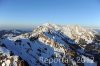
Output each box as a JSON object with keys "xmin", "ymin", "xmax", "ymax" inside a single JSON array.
[
  {"xmin": 62, "ymin": 25, "xmax": 94, "ymax": 43},
  {"xmin": 0, "ymin": 23, "xmax": 99, "ymax": 66}
]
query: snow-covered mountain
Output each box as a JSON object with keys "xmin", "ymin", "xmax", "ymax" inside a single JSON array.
[
  {"xmin": 0, "ymin": 30, "xmax": 31, "ymax": 38},
  {"xmin": 0, "ymin": 23, "xmax": 99, "ymax": 66}
]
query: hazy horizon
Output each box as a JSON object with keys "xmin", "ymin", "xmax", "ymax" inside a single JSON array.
[{"xmin": 0, "ymin": 23, "xmax": 100, "ymax": 30}]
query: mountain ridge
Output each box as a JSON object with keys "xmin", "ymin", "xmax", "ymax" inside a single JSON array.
[{"xmin": 0, "ymin": 23, "xmax": 99, "ymax": 66}]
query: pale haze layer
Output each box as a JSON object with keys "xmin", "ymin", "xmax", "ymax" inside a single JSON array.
[{"xmin": 0, "ymin": 0, "xmax": 100, "ymax": 29}]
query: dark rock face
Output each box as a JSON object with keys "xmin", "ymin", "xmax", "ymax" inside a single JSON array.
[
  {"xmin": 17, "ymin": 57, "xmax": 29, "ymax": 66},
  {"xmin": 17, "ymin": 60, "xmax": 29, "ymax": 66}
]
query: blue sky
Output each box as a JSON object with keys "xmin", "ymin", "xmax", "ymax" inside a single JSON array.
[{"xmin": 0, "ymin": 0, "xmax": 100, "ymax": 29}]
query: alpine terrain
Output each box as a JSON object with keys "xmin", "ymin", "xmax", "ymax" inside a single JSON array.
[{"xmin": 0, "ymin": 23, "xmax": 100, "ymax": 66}]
